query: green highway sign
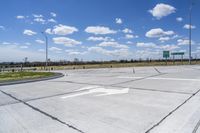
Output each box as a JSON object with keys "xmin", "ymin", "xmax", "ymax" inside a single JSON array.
[
  {"xmin": 163, "ymin": 51, "xmax": 170, "ymax": 58},
  {"xmin": 171, "ymin": 52, "xmax": 185, "ymax": 56}
]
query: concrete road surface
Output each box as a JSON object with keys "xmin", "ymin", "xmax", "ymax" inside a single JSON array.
[{"xmin": 1, "ymin": 65, "xmax": 200, "ymax": 133}]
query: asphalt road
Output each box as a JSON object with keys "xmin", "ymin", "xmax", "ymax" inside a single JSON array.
[{"xmin": 0, "ymin": 65, "xmax": 200, "ymax": 133}]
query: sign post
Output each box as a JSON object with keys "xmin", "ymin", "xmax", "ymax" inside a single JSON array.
[
  {"xmin": 163, "ymin": 51, "xmax": 170, "ymax": 65},
  {"xmin": 171, "ymin": 52, "xmax": 185, "ymax": 65}
]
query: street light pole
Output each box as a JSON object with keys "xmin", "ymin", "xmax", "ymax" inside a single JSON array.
[
  {"xmin": 189, "ymin": 3, "xmax": 192, "ymax": 65},
  {"xmin": 41, "ymin": 32, "xmax": 48, "ymax": 68},
  {"xmin": 189, "ymin": 0, "xmax": 195, "ymax": 65}
]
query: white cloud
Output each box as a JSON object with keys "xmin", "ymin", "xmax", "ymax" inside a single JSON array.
[
  {"xmin": 2, "ymin": 42, "xmax": 10, "ymax": 45},
  {"xmin": 45, "ymin": 28, "xmax": 53, "ymax": 34},
  {"xmin": 126, "ymin": 41, "xmax": 133, "ymax": 44},
  {"xmin": 67, "ymin": 50, "xmax": 87, "ymax": 55},
  {"xmin": 125, "ymin": 34, "xmax": 138, "ymax": 39},
  {"xmin": 183, "ymin": 24, "xmax": 196, "ymax": 29},
  {"xmin": 53, "ymin": 37, "xmax": 82, "ymax": 47},
  {"xmin": 125, "ymin": 34, "xmax": 134, "ymax": 39},
  {"xmin": 49, "ymin": 47, "xmax": 62, "ymax": 51},
  {"xmin": 115, "ymin": 18, "xmax": 123, "ymax": 24},
  {"xmin": 25, "ymin": 42, "xmax": 31, "ymax": 45},
  {"xmin": 122, "ymin": 28, "xmax": 133, "ymax": 34},
  {"xmin": 88, "ymin": 47, "xmax": 130, "ymax": 57},
  {"xmin": 20, "ymin": 46, "xmax": 28, "ymax": 49},
  {"xmin": 16, "ymin": 15, "xmax": 25, "ymax": 19},
  {"xmin": 48, "ymin": 18, "xmax": 57, "ymax": 23},
  {"xmin": 38, "ymin": 49, "xmax": 45, "ymax": 52},
  {"xmin": 87, "ymin": 36, "xmax": 114, "ymax": 42},
  {"xmin": 159, "ymin": 37, "xmax": 170, "ymax": 42},
  {"xmin": 176, "ymin": 17, "xmax": 183, "ymax": 22},
  {"xmin": 33, "ymin": 14, "xmax": 43, "ymax": 18},
  {"xmin": 46, "ymin": 24, "xmax": 78, "ymax": 35},
  {"xmin": 177, "ymin": 39, "xmax": 194, "ymax": 46},
  {"xmin": 50, "ymin": 12, "xmax": 57, "ymax": 17},
  {"xmin": 159, "ymin": 44, "xmax": 179, "ymax": 50},
  {"xmin": 137, "ymin": 41, "xmax": 179, "ymax": 51},
  {"xmin": 136, "ymin": 42, "xmax": 157, "ymax": 48},
  {"xmin": 85, "ymin": 26, "xmax": 117, "ymax": 35},
  {"xmin": 0, "ymin": 45, "xmax": 44, "ymax": 62},
  {"xmin": 98, "ymin": 41, "xmax": 129, "ymax": 49},
  {"xmin": 0, "ymin": 26, "xmax": 5, "ymax": 30},
  {"xmin": 149, "ymin": 3, "xmax": 176, "ymax": 19},
  {"xmin": 146, "ymin": 28, "xmax": 174, "ymax": 38},
  {"xmin": 23, "ymin": 30, "xmax": 37, "ymax": 36},
  {"xmin": 35, "ymin": 39, "xmax": 45, "ymax": 44},
  {"xmin": 34, "ymin": 18, "xmax": 46, "ymax": 24}
]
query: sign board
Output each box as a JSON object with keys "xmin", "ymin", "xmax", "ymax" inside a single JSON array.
[
  {"xmin": 171, "ymin": 52, "xmax": 184, "ymax": 56},
  {"xmin": 163, "ymin": 51, "xmax": 170, "ymax": 58}
]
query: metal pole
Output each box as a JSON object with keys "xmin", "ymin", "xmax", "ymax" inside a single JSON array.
[
  {"xmin": 189, "ymin": 5, "xmax": 192, "ymax": 65},
  {"xmin": 45, "ymin": 35, "xmax": 48, "ymax": 68},
  {"xmin": 41, "ymin": 32, "xmax": 48, "ymax": 69},
  {"xmin": 189, "ymin": 0, "xmax": 195, "ymax": 65}
]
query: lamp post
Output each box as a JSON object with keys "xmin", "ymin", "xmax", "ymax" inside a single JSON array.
[
  {"xmin": 41, "ymin": 32, "xmax": 48, "ymax": 68},
  {"xmin": 189, "ymin": 1, "xmax": 195, "ymax": 65}
]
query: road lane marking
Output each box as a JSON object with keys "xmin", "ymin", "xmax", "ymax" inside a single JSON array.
[
  {"xmin": 61, "ymin": 86, "xmax": 129, "ymax": 99},
  {"xmin": 118, "ymin": 76, "xmax": 200, "ymax": 81}
]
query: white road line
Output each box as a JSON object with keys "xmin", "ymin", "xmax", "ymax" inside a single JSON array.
[
  {"xmin": 117, "ymin": 76, "xmax": 200, "ymax": 81},
  {"xmin": 61, "ymin": 86, "xmax": 129, "ymax": 99}
]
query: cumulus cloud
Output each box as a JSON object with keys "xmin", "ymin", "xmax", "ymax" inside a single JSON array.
[
  {"xmin": 183, "ymin": 24, "xmax": 196, "ymax": 29},
  {"xmin": 23, "ymin": 29, "xmax": 37, "ymax": 36},
  {"xmin": 98, "ymin": 41, "xmax": 129, "ymax": 49},
  {"xmin": 53, "ymin": 37, "xmax": 82, "ymax": 47},
  {"xmin": 34, "ymin": 17, "xmax": 46, "ymax": 24},
  {"xmin": 149, "ymin": 3, "xmax": 176, "ymax": 19},
  {"xmin": 125, "ymin": 34, "xmax": 138, "ymax": 39},
  {"xmin": 85, "ymin": 26, "xmax": 117, "ymax": 35},
  {"xmin": 88, "ymin": 47, "xmax": 130, "ymax": 57},
  {"xmin": 16, "ymin": 15, "xmax": 25, "ymax": 19},
  {"xmin": 46, "ymin": 24, "xmax": 78, "ymax": 35},
  {"xmin": 126, "ymin": 41, "xmax": 133, "ymax": 44},
  {"xmin": 159, "ymin": 44, "xmax": 179, "ymax": 50},
  {"xmin": 25, "ymin": 42, "xmax": 31, "ymax": 45},
  {"xmin": 137, "ymin": 42, "xmax": 157, "ymax": 48},
  {"xmin": 38, "ymin": 49, "xmax": 45, "ymax": 52},
  {"xmin": 49, "ymin": 47, "xmax": 62, "ymax": 51},
  {"xmin": 176, "ymin": 17, "xmax": 183, "ymax": 22},
  {"xmin": 146, "ymin": 28, "xmax": 174, "ymax": 38},
  {"xmin": 0, "ymin": 26, "xmax": 5, "ymax": 30},
  {"xmin": 35, "ymin": 39, "xmax": 45, "ymax": 44},
  {"xmin": 50, "ymin": 12, "xmax": 57, "ymax": 17},
  {"xmin": 45, "ymin": 28, "xmax": 53, "ymax": 34},
  {"xmin": 159, "ymin": 37, "xmax": 171, "ymax": 42},
  {"xmin": 87, "ymin": 36, "xmax": 114, "ymax": 42},
  {"xmin": 136, "ymin": 42, "xmax": 179, "ymax": 51},
  {"xmin": 122, "ymin": 28, "xmax": 133, "ymax": 34},
  {"xmin": 33, "ymin": 14, "xmax": 43, "ymax": 18},
  {"xmin": 48, "ymin": 18, "xmax": 57, "ymax": 23},
  {"xmin": 20, "ymin": 46, "xmax": 28, "ymax": 49},
  {"xmin": 66, "ymin": 50, "xmax": 87, "ymax": 55},
  {"xmin": 115, "ymin": 18, "xmax": 123, "ymax": 24},
  {"xmin": 0, "ymin": 45, "xmax": 45, "ymax": 62},
  {"xmin": 177, "ymin": 39, "xmax": 194, "ymax": 46},
  {"xmin": 2, "ymin": 42, "xmax": 10, "ymax": 45}
]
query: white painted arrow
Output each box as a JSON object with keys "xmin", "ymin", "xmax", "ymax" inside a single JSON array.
[{"xmin": 61, "ymin": 86, "xmax": 129, "ymax": 99}]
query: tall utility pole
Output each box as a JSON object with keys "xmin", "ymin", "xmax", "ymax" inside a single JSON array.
[
  {"xmin": 41, "ymin": 32, "xmax": 48, "ymax": 68},
  {"xmin": 189, "ymin": 0, "xmax": 195, "ymax": 65}
]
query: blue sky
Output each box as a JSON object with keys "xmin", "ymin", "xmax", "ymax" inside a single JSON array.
[{"xmin": 0, "ymin": 0, "xmax": 199, "ymax": 62}]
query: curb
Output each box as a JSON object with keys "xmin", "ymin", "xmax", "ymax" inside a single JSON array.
[{"xmin": 0, "ymin": 72, "xmax": 64, "ymax": 86}]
